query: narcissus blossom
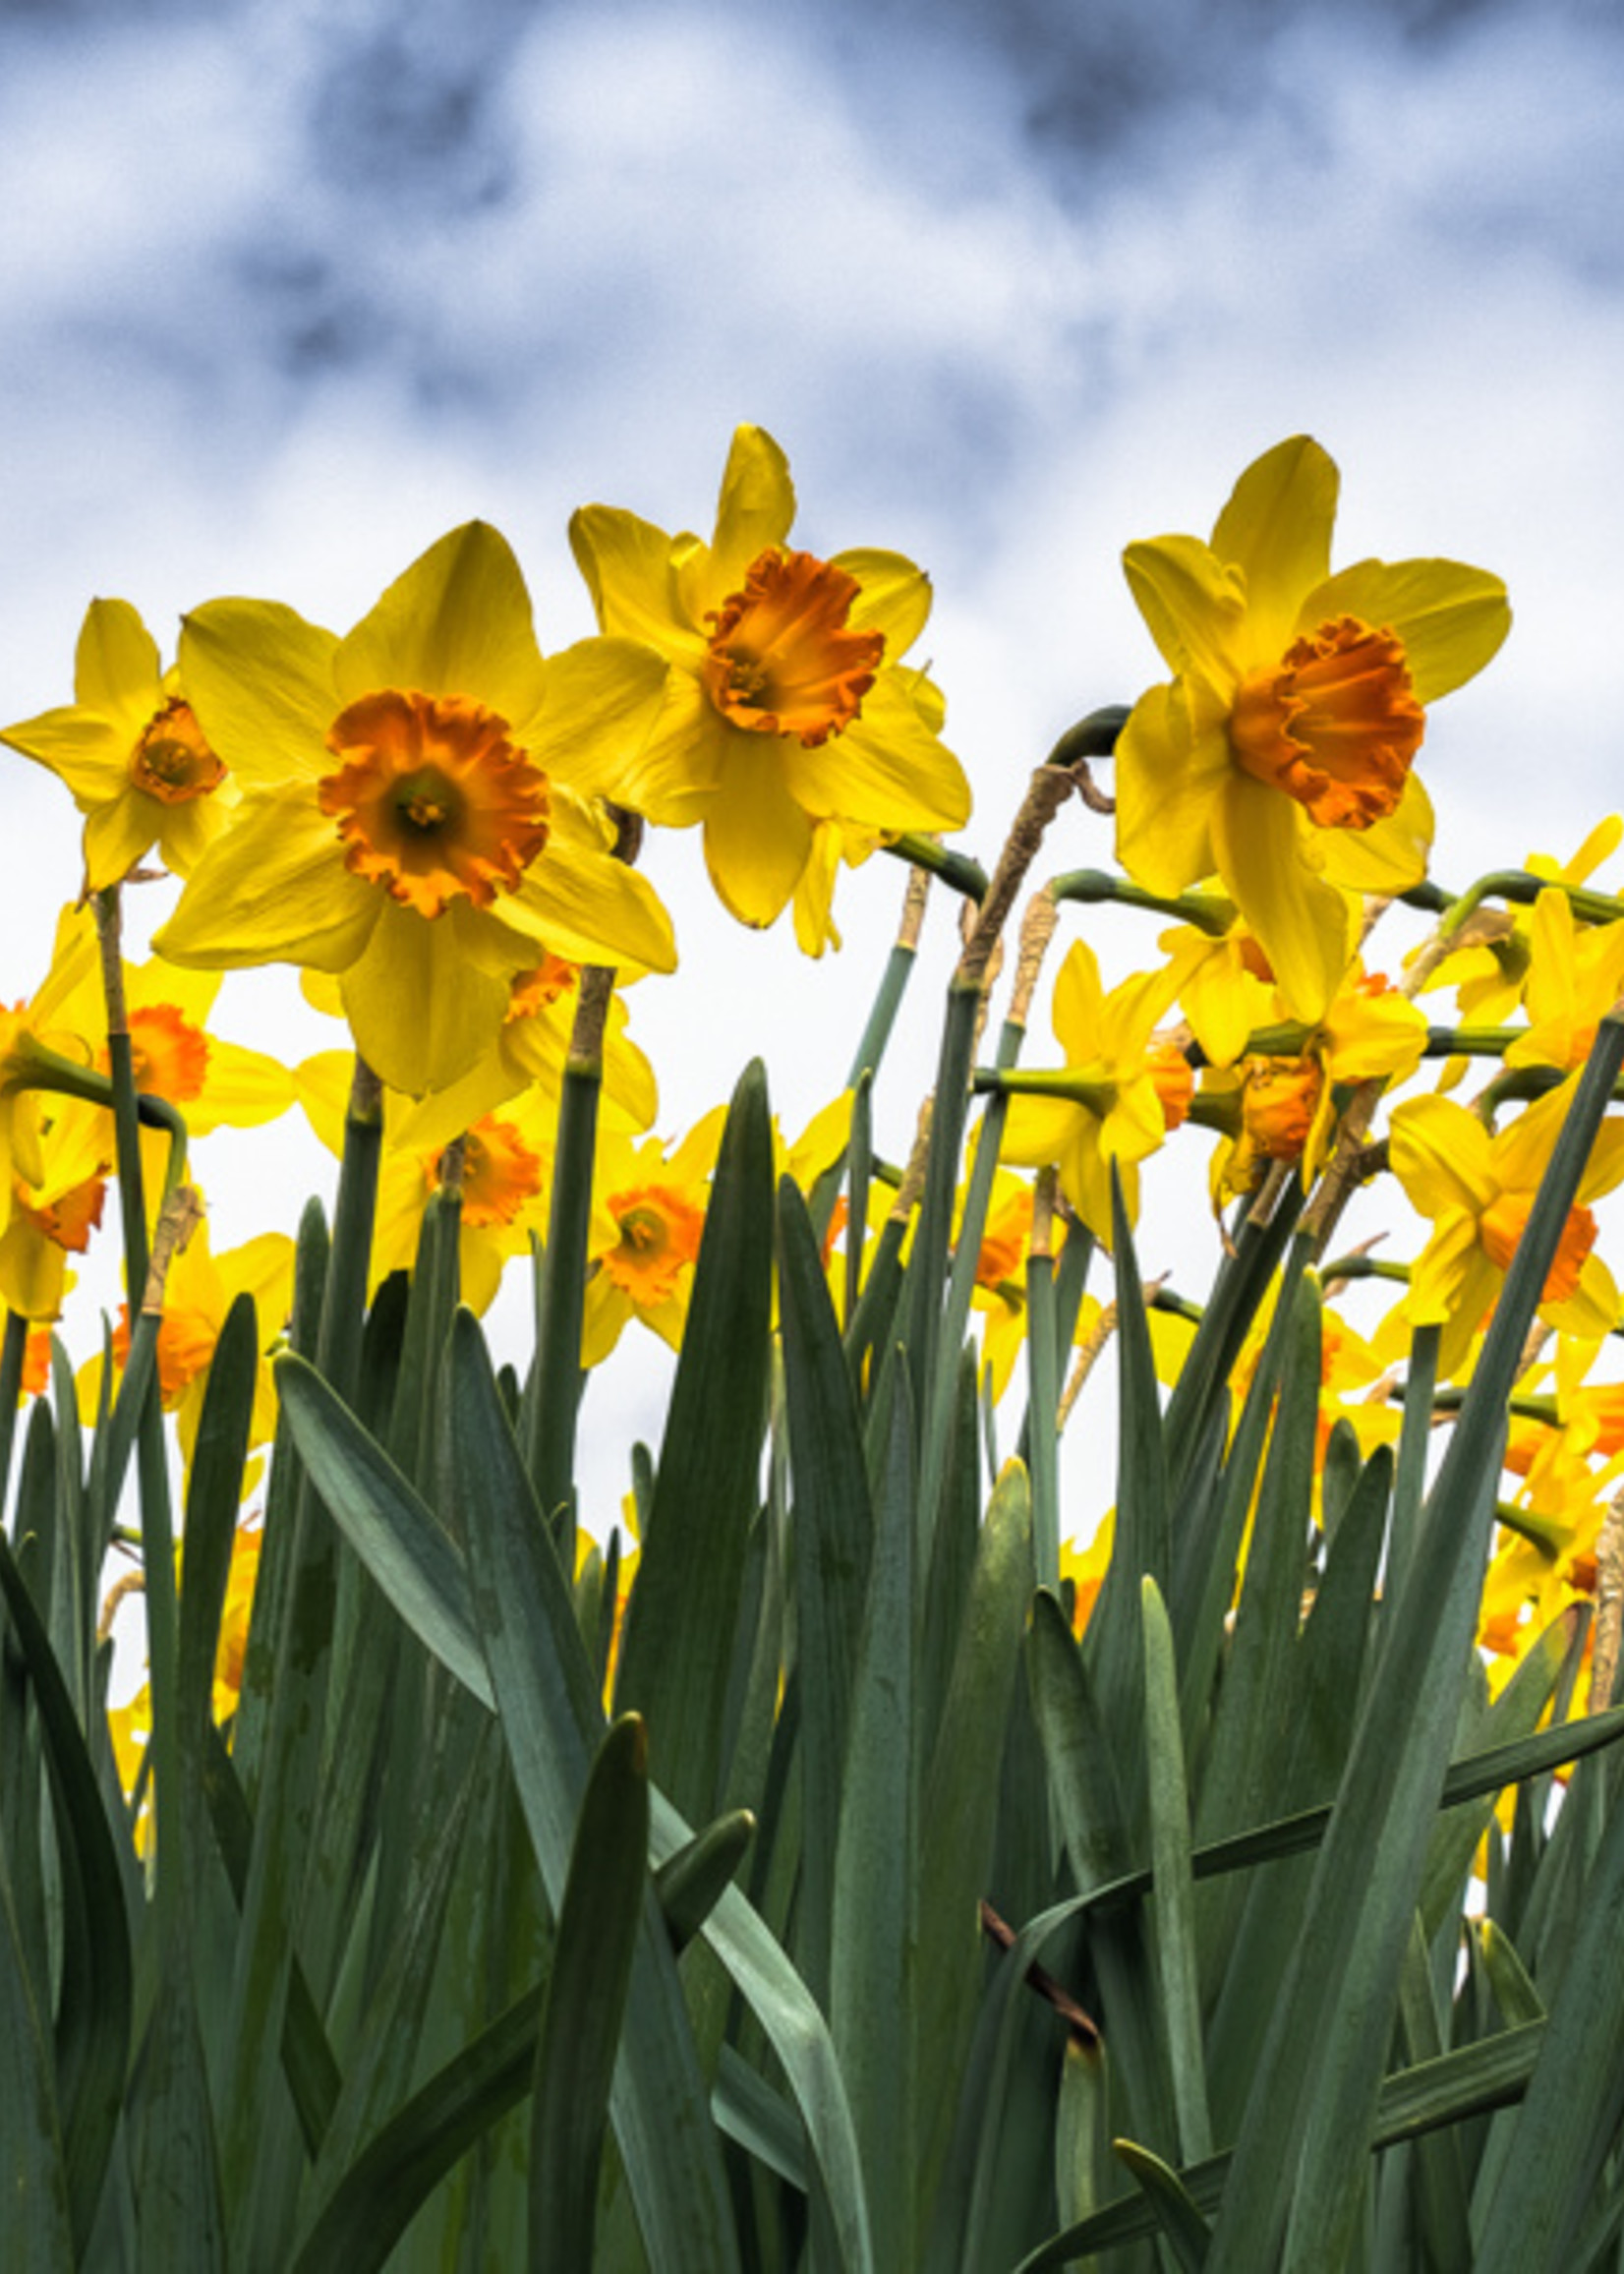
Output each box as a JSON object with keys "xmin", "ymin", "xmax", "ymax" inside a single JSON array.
[
  {"xmin": 2, "ymin": 600, "xmax": 235, "ymax": 892},
  {"xmin": 569, "ymin": 426, "xmax": 971, "ymax": 939},
  {"xmin": 999, "ymin": 940, "xmax": 1186, "ymax": 1244},
  {"xmin": 1389, "ymin": 1077, "xmax": 1624, "ymax": 1380},
  {"xmin": 153, "ymin": 524, "xmax": 675, "ymax": 1096},
  {"xmin": 1115, "ymin": 437, "xmax": 1510, "ymax": 1021}
]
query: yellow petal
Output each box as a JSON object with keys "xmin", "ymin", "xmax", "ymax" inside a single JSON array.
[
  {"xmin": 528, "ymin": 636, "xmax": 669, "ymax": 802},
  {"xmin": 787, "ymin": 676, "xmax": 970, "ymax": 833},
  {"xmin": 334, "ymin": 522, "xmax": 550, "ymax": 737},
  {"xmin": 1114, "ymin": 682, "xmax": 1226, "ymax": 898},
  {"xmin": 1316, "ymin": 772, "xmax": 1433, "ymax": 896},
  {"xmin": 838, "ymin": 550, "xmax": 933, "ymax": 657},
  {"xmin": 1123, "ymin": 535, "xmax": 1247, "ymax": 694},
  {"xmin": 568, "ymin": 504, "xmax": 697, "ymax": 650},
  {"xmin": 339, "ymin": 902, "xmax": 514, "ymax": 1096},
  {"xmin": 1302, "ymin": 556, "xmax": 1510, "ymax": 705},
  {"xmin": 710, "ymin": 427, "xmax": 796, "ymax": 593},
  {"xmin": 76, "ymin": 599, "xmax": 162, "ymax": 719},
  {"xmin": 156, "ymin": 796, "xmax": 380, "ymax": 972},
  {"xmin": 1211, "ymin": 775, "xmax": 1356, "ymax": 1021},
  {"xmin": 501, "ymin": 803, "xmax": 677, "ymax": 974},
  {"xmin": 1390, "ymin": 1094, "xmax": 1493, "ymax": 1217},
  {"xmin": 1209, "ymin": 436, "xmax": 1339, "ymax": 658},
  {"xmin": 700, "ymin": 740, "xmax": 814, "ymax": 927},
  {"xmin": 180, "ymin": 602, "xmax": 340, "ymax": 786}
]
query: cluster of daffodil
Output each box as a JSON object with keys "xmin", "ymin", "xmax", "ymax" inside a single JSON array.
[{"xmin": 10, "ymin": 419, "xmax": 1624, "ymax": 1746}]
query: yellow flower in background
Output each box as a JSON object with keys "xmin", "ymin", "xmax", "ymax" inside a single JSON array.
[
  {"xmin": 583, "ymin": 1116, "xmax": 722, "ymax": 1368},
  {"xmin": 569, "ymin": 425, "xmax": 971, "ymax": 937},
  {"xmin": 2, "ymin": 599, "xmax": 235, "ymax": 893},
  {"xmin": 1000, "ymin": 940, "xmax": 1185, "ymax": 1245},
  {"xmin": 301, "ymin": 951, "xmax": 658, "ymax": 1157},
  {"xmin": 1388, "ymin": 1076, "xmax": 1624, "ymax": 1380},
  {"xmin": 152, "ymin": 523, "xmax": 675, "ymax": 1097},
  {"xmin": 964, "ymin": 1171, "xmax": 1035, "ymax": 1404},
  {"xmin": 1157, "ymin": 911, "xmax": 1280, "ymax": 1071},
  {"xmin": 1115, "ymin": 437, "xmax": 1510, "ymax": 1020},
  {"xmin": 296, "ymin": 1048, "xmax": 599, "ymax": 1316},
  {"xmin": 82, "ymin": 1211, "xmax": 295, "ymax": 1477},
  {"xmin": 1413, "ymin": 817, "xmax": 1622, "ymax": 1026},
  {"xmin": 1502, "ymin": 887, "xmax": 1624, "ymax": 1077}
]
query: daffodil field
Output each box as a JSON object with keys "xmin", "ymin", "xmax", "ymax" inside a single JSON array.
[{"xmin": 7, "ymin": 429, "xmax": 1624, "ymax": 2269}]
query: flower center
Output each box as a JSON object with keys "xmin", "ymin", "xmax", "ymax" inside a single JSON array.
[
  {"xmin": 129, "ymin": 698, "xmax": 226, "ymax": 805},
  {"xmin": 1229, "ymin": 615, "xmax": 1423, "ymax": 830},
  {"xmin": 112, "ymin": 1303, "xmax": 218, "ymax": 1404},
  {"xmin": 1479, "ymin": 1191, "xmax": 1596, "ymax": 1306},
  {"xmin": 1145, "ymin": 1036, "xmax": 1195, "ymax": 1132},
  {"xmin": 101, "ymin": 1004, "xmax": 211, "ymax": 1103},
  {"xmin": 600, "ymin": 1184, "xmax": 705, "ymax": 1306},
  {"xmin": 16, "ymin": 1173, "xmax": 106, "ymax": 1254},
  {"xmin": 1241, "ymin": 1054, "xmax": 1323, "ymax": 1160},
  {"xmin": 974, "ymin": 1192, "xmax": 1033, "ymax": 1293},
  {"xmin": 703, "ymin": 549, "xmax": 885, "ymax": 747},
  {"xmin": 432, "ymin": 1116, "xmax": 545, "ymax": 1229},
  {"xmin": 319, "ymin": 689, "xmax": 551, "ymax": 920},
  {"xmin": 505, "ymin": 956, "xmax": 580, "ymax": 1023}
]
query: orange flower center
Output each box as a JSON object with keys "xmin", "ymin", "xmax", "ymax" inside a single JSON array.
[
  {"xmin": 505, "ymin": 956, "xmax": 579, "ymax": 1022},
  {"xmin": 112, "ymin": 1303, "xmax": 218, "ymax": 1405},
  {"xmin": 1478, "ymin": 1192, "xmax": 1596, "ymax": 1307},
  {"xmin": 1229, "ymin": 615, "xmax": 1423, "ymax": 830},
  {"xmin": 432, "ymin": 1116, "xmax": 546, "ymax": 1229},
  {"xmin": 111, "ymin": 1004, "xmax": 211, "ymax": 1102},
  {"xmin": 16, "ymin": 1173, "xmax": 107, "ymax": 1253},
  {"xmin": 319, "ymin": 689, "xmax": 551, "ymax": 920},
  {"xmin": 600, "ymin": 1184, "xmax": 706, "ymax": 1306},
  {"xmin": 1241, "ymin": 1055, "xmax": 1323, "ymax": 1160},
  {"xmin": 975, "ymin": 1191, "xmax": 1034, "ymax": 1293},
  {"xmin": 703, "ymin": 549, "xmax": 885, "ymax": 747},
  {"xmin": 1146, "ymin": 1037, "xmax": 1195, "ymax": 1133},
  {"xmin": 129, "ymin": 698, "xmax": 226, "ymax": 805}
]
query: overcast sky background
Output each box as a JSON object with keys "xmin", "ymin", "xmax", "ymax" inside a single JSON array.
[{"xmin": 4, "ymin": 0, "xmax": 1623, "ymax": 1551}]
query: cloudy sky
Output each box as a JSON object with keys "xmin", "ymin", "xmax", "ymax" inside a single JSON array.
[{"xmin": 4, "ymin": 0, "xmax": 1623, "ymax": 1531}]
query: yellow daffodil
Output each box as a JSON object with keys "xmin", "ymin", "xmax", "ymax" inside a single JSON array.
[
  {"xmin": 296, "ymin": 1048, "xmax": 601, "ymax": 1316},
  {"xmin": 1389, "ymin": 1076, "xmax": 1624, "ymax": 1380},
  {"xmin": 1157, "ymin": 910, "xmax": 1279, "ymax": 1070},
  {"xmin": 1415, "ymin": 817, "xmax": 1622, "ymax": 1025},
  {"xmin": 153, "ymin": 524, "xmax": 675, "ymax": 1096},
  {"xmin": 1115, "ymin": 437, "xmax": 1510, "ymax": 1021},
  {"xmin": 1501, "ymin": 887, "xmax": 1624, "ymax": 1077},
  {"xmin": 569, "ymin": 426, "xmax": 971, "ymax": 938},
  {"xmin": 963, "ymin": 1171, "xmax": 1036, "ymax": 1404},
  {"xmin": 302, "ymin": 953, "xmax": 658, "ymax": 1154},
  {"xmin": 81, "ymin": 1211, "xmax": 295, "ymax": 1475},
  {"xmin": 2, "ymin": 600, "xmax": 237, "ymax": 893},
  {"xmin": 1000, "ymin": 940, "xmax": 1186, "ymax": 1244},
  {"xmin": 583, "ymin": 1116, "xmax": 722, "ymax": 1367}
]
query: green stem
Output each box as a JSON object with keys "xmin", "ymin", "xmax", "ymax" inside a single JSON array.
[
  {"xmin": 1051, "ymin": 869, "xmax": 1236, "ymax": 938},
  {"xmin": 882, "ymin": 835, "xmax": 987, "ymax": 904},
  {"xmin": 529, "ymin": 967, "xmax": 612, "ymax": 1544},
  {"xmin": 0, "ymin": 1310, "xmax": 26, "ymax": 1522}
]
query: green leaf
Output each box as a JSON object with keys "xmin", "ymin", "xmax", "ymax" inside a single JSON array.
[
  {"xmin": 1142, "ymin": 1578, "xmax": 1212, "ymax": 2166},
  {"xmin": 0, "ymin": 1834, "xmax": 74, "ymax": 2271},
  {"xmin": 1209, "ymin": 1013, "xmax": 1624, "ymax": 2274},
  {"xmin": 778, "ymin": 1171, "xmax": 874, "ymax": 2006},
  {"xmin": 916, "ymin": 1459, "xmax": 1033, "ymax": 2213},
  {"xmin": 448, "ymin": 1308, "xmax": 741, "ymax": 2274},
  {"xmin": 614, "ymin": 1061, "xmax": 774, "ymax": 1825},
  {"xmin": 832, "ymin": 1371, "xmax": 915, "ymax": 2271},
  {"xmin": 1116, "ymin": 2138, "xmax": 1213, "ymax": 2270},
  {"xmin": 655, "ymin": 1810, "xmax": 756, "ymax": 1953},
  {"xmin": 0, "ymin": 1528, "xmax": 130, "ymax": 2263},
  {"xmin": 273, "ymin": 1351, "xmax": 491, "ymax": 1708},
  {"xmin": 531, "ymin": 1714, "xmax": 652, "ymax": 2270}
]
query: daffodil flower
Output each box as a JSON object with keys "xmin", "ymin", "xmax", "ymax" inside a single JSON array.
[
  {"xmin": 1115, "ymin": 437, "xmax": 1510, "ymax": 1021},
  {"xmin": 583, "ymin": 1117, "xmax": 721, "ymax": 1367},
  {"xmin": 3, "ymin": 599, "xmax": 236, "ymax": 893},
  {"xmin": 1389, "ymin": 1076, "xmax": 1624, "ymax": 1380},
  {"xmin": 569, "ymin": 426, "xmax": 971, "ymax": 938},
  {"xmin": 1501, "ymin": 888, "xmax": 1624, "ymax": 1077},
  {"xmin": 999, "ymin": 939, "xmax": 1186, "ymax": 1244},
  {"xmin": 153, "ymin": 524, "xmax": 676, "ymax": 1096}
]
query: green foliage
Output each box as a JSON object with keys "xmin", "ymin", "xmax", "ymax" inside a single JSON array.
[{"xmin": 9, "ymin": 925, "xmax": 1624, "ymax": 2274}]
